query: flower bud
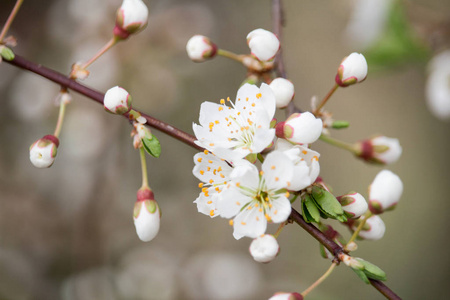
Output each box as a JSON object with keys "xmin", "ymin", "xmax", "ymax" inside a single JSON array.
[
  {"xmin": 249, "ymin": 234, "xmax": 279, "ymax": 263},
  {"xmin": 368, "ymin": 170, "xmax": 403, "ymax": 214},
  {"xmin": 246, "ymin": 28, "xmax": 280, "ymax": 62},
  {"xmin": 353, "ymin": 215, "xmax": 386, "ymax": 240},
  {"xmin": 269, "ymin": 292, "xmax": 303, "ymax": 300},
  {"xmin": 357, "ymin": 136, "xmax": 402, "ymax": 165},
  {"xmin": 335, "ymin": 52, "xmax": 368, "ymax": 87},
  {"xmin": 29, "ymin": 135, "xmax": 59, "ymax": 168},
  {"xmin": 186, "ymin": 35, "xmax": 217, "ymax": 62},
  {"xmin": 269, "ymin": 78, "xmax": 295, "ymax": 108},
  {"xmin": 275, "ymin": 112, "xmax": 323, "ymax": 145},
  {"xmin": 337, "ymin": 192, "xmax": 368, "ymax": 219},
  {"xmin": 104, "ymin": 86, "xmax": 132, "ymax": 114},
  {"xmin": 114, "ymin": 0, "xmax": 149, "ymax": 40},
  {"xmin": 133, "ymin": 187, "xmax": 160, "ymax": 242},
  {"xmin": 426, "ymin": 51, "xmax": 450, "ymax": 120}
]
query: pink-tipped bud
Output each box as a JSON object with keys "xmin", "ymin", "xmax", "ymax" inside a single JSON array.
[
  {"xmin": 275, "ymin": 112, "xmax": 323, "ymax": 145},
  {"xmin": 357, "ymin": 135, "xmax": 402, "ymax": 165},
  {"xmin": 353, "ymin": 215, "xmax": 386, "ymax": 240},
  {"xmin": 337, "ymin": 192, "xmax": 368, "ymax": 219},
  {"xmin": 246, "ymin": 29, "xmax": 280, "ymax": 62},
  {"xmin": 335, "ymin": 52, "xmax": 368, "ymax": 87},
  {"xmin": 269, "ymin": 78, "xmax": 295, "ymax": 108},
  {"xmin": 104, "ymin": 86, "xmax": 132, "ymax": 115},
  {"xmin": 114, "ymin": 0, "xmax": 149, "ymax": 40},
  {"xmin": 249, "ymin": 234, "xmax": 279, "ymax": 263},
  {"xmin": 368, "ymin": 170, "xmax": 403, "ymax": 214},
  {"xmin": 186, "ymin": 35, "xmax": 217, "ymax": 62},
  {"xmin": 269, "ymin": 292, "xmax": 304, "ymax": 300},
  {"xmin": 134, "ymin": 187, "xmax": 160, "ymax": 242},
  {"xmin": 29, "ymin": 135, "xmax": 59, "ymax": 168}
]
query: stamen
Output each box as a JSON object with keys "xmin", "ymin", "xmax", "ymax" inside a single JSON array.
[{"xmin": 256, "ymin": 93, "xmax": 262, "ymax": 99}]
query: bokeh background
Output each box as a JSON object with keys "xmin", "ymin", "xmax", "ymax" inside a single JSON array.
[{"xmin": 1, "ymin": 0, "xmax": 450, "ymax": 299}]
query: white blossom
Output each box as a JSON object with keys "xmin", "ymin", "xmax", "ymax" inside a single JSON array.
[
  {"xmin": 275, "ymin": 139, "xmax": 320, "ymax": 191},
  {"xmin": 249, "ymin": 234, "xmax": 279, "ymax": 263},
  {"xmin": 369, "ymin": 170, "xmax": 403, "ymax": 214},
  {"xmin": 269, "ymin": 78, "xmax": 295, "ymax": 108},
  {"xmin": 186, "ymin": 35, "xmax": 217, "ymax": 62},
  {"xmin": 337, "ymin": 192, "xmax": 368, "ymax": 218},
  {"xmin": 29, "ymin": 135, "xmax": 59, "ymax": 168},
  {"xmin": 335, "ymin": 52, "xmax": 368, "ymax": 87},
  {"xmin": 193, "ymin": 83, "xmax": 276, "ymax": 161},
  {"xmin": 104, "ymin": 86, "xmax": 132, "ymax": 114},
  {"xmin": 275, "ymin": 112, "xmax": 323, "ymax": 145},
  {"xmin": 246, "ymin": 29, "xmax": 280, "ymax": 62}
]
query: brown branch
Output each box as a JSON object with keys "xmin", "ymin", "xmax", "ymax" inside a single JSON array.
[
  {"xmin": 5, "ymin": 46, "xmax": 400, "ymax": 300},
  {"xmin": 4, "ymin": 54, "xmax": 202, "ymax": 151}
]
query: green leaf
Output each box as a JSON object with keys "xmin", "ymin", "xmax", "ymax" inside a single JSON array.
[
  {"xmin": 311, "ymin": 186, "xmax": 345, "ymax": 219},
  {"xmin": 301, "ymin": 197, "xmax": 313, "ymax": 223},
  {"xmin": 142, "ymin": 134, "xmax": 161, "ymax": 158},
  {"xmin": 0, "ymin": 46, "xmax": 14, "ymax": 61},
  {"xmin": 351, "ymin": 267, "xmax": 370, "ymax": 284},
  {"xmin": 356, "ymin": 258, "xmax": 387, "ymax": 281},
  {"xmin": 331, "ymin": 120, "xmax": 350, "ymax": 129},
  {"xmin": 304, "ymin": 195, "xmax": 321, "ymax": 223}
]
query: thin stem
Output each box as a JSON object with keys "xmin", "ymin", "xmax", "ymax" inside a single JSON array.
[
  {"xmin": 273, "ymin": 221, "xmax": 286, "ymax": 238},
  {"xmin": 139, "ymin": 147, "xmax": 149, "ymax": 189},
  {"xmin": 301, "ymin": 262, "xmax": 338, "ymax": 297},
  {"xmin": 53, "ymin": 100, "xmax": 67, "ymax": 138},
  {"xmin": 313, "ymin": 83, "xmax": 339, "ymax": 116},
  {"xmin": 0, "ymin": 0, "xmax": 24, "ymax": 42},
  {"xmin": 217, "ymin": 49, "xmax": 244, "ymax": 63},
  {"xmin": 347, "ymin": 211, "xmax": 373, "ymax": 246},
  {"xmin": 319, "ymin": 134, "xmax": 358, "ymax": 154},
  {"xmin": 80, "ymin": 37, "xmax": 118, "ymax": 70}
]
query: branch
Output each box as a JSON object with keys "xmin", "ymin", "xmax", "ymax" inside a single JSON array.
[
  {"xmin": 4, "ymin": 53, "xmax": 401, "ymax": 300},
  {"xmin": 4, "ymin": 54, "xmax": 202, "ymax": 151}
]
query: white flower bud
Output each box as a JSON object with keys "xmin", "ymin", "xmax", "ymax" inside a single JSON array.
[
  {"xmin": 134, "ymin": 188, "xmax": 160, "ymax": 242},
  {"xmin": 269, "ymin": 78, "xmax": 295, "ymax": 108},
  {"xmin": 335, "ymin": 52, "xmax": 368, "ymax": 87},
  {"xmin": 268, "ymin": 292, "xmax": 303, "ymax": 300},
  {"xmin": 186, "ymin": 35, "xmax": 217, "ymax": 62},
  {"xmin": 354, "ymin": 215, "xmax": 386, "ymax": 240},
  {"xmin": 114, "ymin": 0, "xmax": 149, "ymax": 40},
  {"xmin": 337, "ymin": 192, "xmax": 368, "ymax": 218},
  {"xmin": 246, "ymin": 28, "xmax": 280, "ymax": 62},
  {"xmin": 368, "ymin": 170, "xmax": 403, "ymax": 214},
  {"xmin": 357, "ymin": 135, "xmax": 402, "ymax": 165},
  {"xmin": 275, "ymin": 112, "xmax": 323, "ymax": 145},
  {"xmin": 425, "ymin": 50, "xmax": 450, "ymax": 120},
  {"xmin": 249, "ymin": 234, "xmax": 279, "ymax": 263},
  {"xmin": 104, "ymin": 86, "xmax": 132, "ymax": 115},
  {"xmin": 29, "ymin": 135, "xmax": 59, "ymax": 168}
]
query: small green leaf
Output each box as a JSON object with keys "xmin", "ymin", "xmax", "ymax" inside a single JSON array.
[
  {"xmin": 0, "ymin": 46, "xmax": 14, "ymax": 61},
  {"xmin": 351, "ymin": 267, "xmax": 370, "ymax": 284},
  {"xmin": 304, "ymin": 195, "xmax": 321, "ymax": 223},
  {"xmin": 331, "ymin": 120, "xmax": 350, "ymax": 129},
  {"xmin": 142, "ymin": 134, "xmax": 161, "ymax": 158},
  {"xmin": 356, "ymin": 258, "xmax": 387, "ymax": 281},
  {"xmin": 311, "ymin": 186, "xmax": 345, "ymax": 219},
  {"xmin": 301, "ymin": 198, "xmax": 313, "ymax": 223}
]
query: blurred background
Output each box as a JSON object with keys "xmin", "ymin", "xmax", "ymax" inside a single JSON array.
[{"xmin": 1, "ymin": 0, "xmax": 450, "ymax": 299}]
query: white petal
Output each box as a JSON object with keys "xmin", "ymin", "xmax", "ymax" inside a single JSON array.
[
  {"xmin": 268, "ymin": 196, "xmax": 291, "ymax": 223},
  {"xmin": 369, "ymin": 170, "xmax": 403, "ymax": 210},
  {"xmin": 217, "ymin": 187, "xmax": 249, "ymax": 219},
  {"xmin": 232, "ymin": 205, "xmax": 267, "ymax": 239},
  {"xmin": 194, "ymin": 191, "xmax": 220, "ymax": 218},
  {"xmin": 134, "ymin": 200, "xmax": 160, "ymax": 242},
  {"xmin": 262, "ymin": 151, "xmax": 294, "ymax": 191}
]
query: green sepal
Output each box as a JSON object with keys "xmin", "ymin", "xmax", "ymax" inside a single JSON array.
[
  {"xmin": 310, "ymin": 186, "xmax": 345, "ymax": 220},
  {"xmin": 356, "ymin": 258, "xmax": 387, "ymax": 281},
  {"xmin": 319, "ymin": 244, "xmax": 328, "ymax": 259},
  {"xmin": 245, "ymin": 153, "xmax": 257, "ymax": 163},
  {"xmin": 302, "ymin": 194, "xmax": 321, "ymax": 223},
  {"xmin": 331, "ymin": 120, "xmax": 350, "ymax": 129},
  {"xmin": 351, "ymin": 267, "xmax": 370, "ymax": 284},
  {"xmin": 142, "ymin": 134, "xmax": 161, "ymax": 158},
  {"xmin": 0, "ymin": 46, "xmax": 14, "ymax": 61}
]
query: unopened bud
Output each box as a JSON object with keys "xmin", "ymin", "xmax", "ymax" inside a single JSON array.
[
  {"xmin": 369, "ymin": 170, "xmax": 403, "ymax": 214},
  {"xmin": 114, "ymin": 0, "xmax": 149, "ymax": 40},
  {"xmin": 269, "ymin": 78, "xmax": 295, "ymax": 108},
  {"xmin": 353, "ymin": 215, "xmax": 386, "ymax": 240},
  {"xmin": 337, "ymin": 192, "xmax": 368, "ymax": 218},
  {"xmin": 335, "ymin": 52, "xmax": 368, "ymax": 87},
  {"xmin": 246, "ymin": 28, "xmax": 280, "ymax": 62},
  {"xmin": 357, "ymin": 136, "xmax": 402, "ymax": 165},
  {"xmin": 249, "ymin": 234, "xmax": 279, "ymax": 263},
  {"xmin": 186, "ymin": 35, "xmax": 217, "ymax": 62},
  {"xmin": 269, "ymin": 292, "xmax": 303, "ymax": 300},
  {"xmin": 275, "ymin": 112, "xmax": 323, "ymax": 145},
  {"xmin": 0, "ymin": 45, "xmax": 15, "ymax": 61},
  {"xmin": 29, "ymin": 135, "xmax": 59, "ymax": 168},
  {"xmin": 104, "ymin": 86, "xmax": 132, "ymax": 114},
  {"xmin": 134, "ymin": 187, "xmax": 160, "ymax": 242}
]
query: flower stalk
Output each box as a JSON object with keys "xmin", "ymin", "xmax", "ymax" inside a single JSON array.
[
  {"xmin": 346, "ymin": 211, "xmax": 373, "ymax": 247},
  {"xmin": 301, "ymin": 261, "xmax": 338, "ymax": 297},
  {"xmin": 79, "ymin": 37, "xmax": 118, "ymax": 70},
  {"xmin": 217, "ymin": 48, "xmax": 245, "ymax": 63},
  {"xmin": 53, "ymin": 98, "xmax": 68, "ymax": 138},
  {"xmin": 319, "ymin": 134, "xmax": 358, "ymax": 154},
  {"xmin": 139, "ymin": 146, "xmax": 149, "ymax": 189},
  {"xmin": 313, "ymin": 83, "xmax": 338, "ymax": 116},
  {"xmin": 0, "ymin": 0, "xmax": 24, "ymax": 42}
]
